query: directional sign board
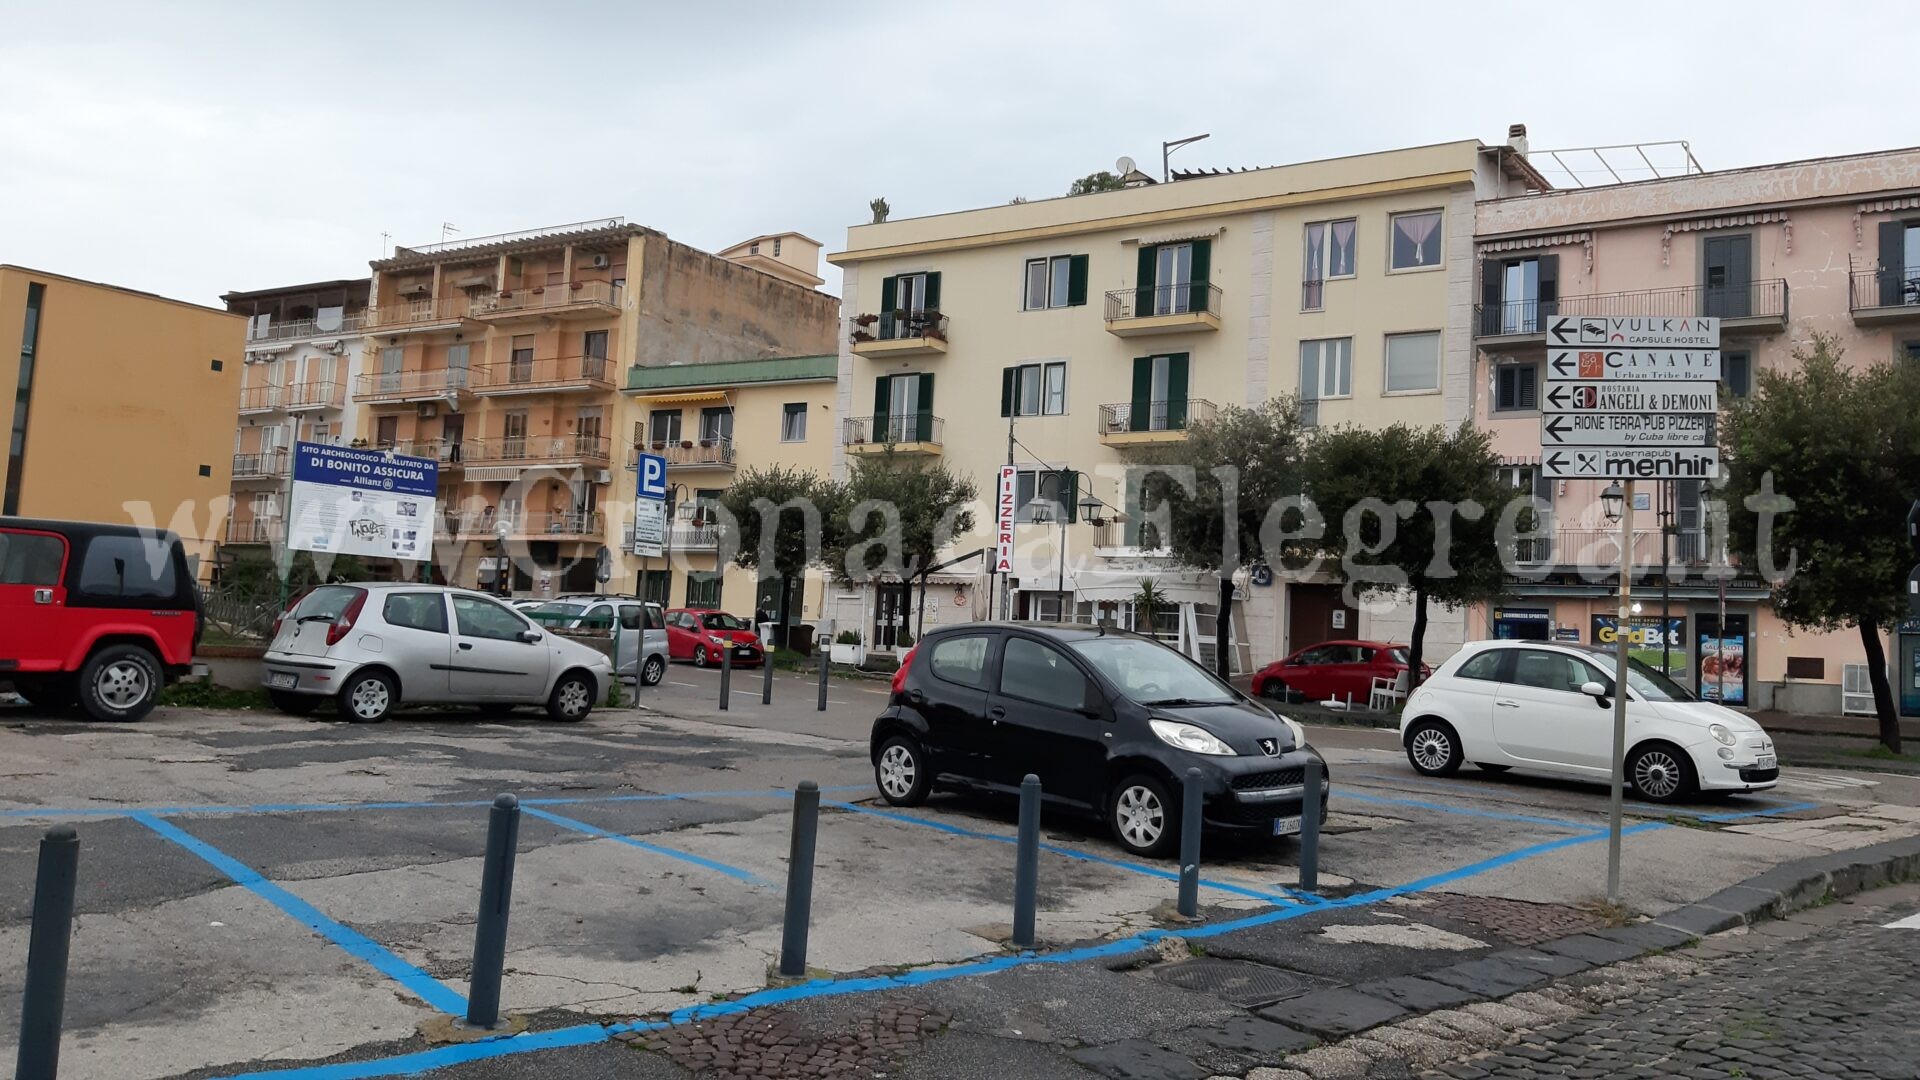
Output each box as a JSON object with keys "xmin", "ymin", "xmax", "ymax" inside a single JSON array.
[
  {"xmin": 1539, "ymin": 318, "xmax": 1721, "ymax": 479},
  {"xmin": 1546, "ymin": 315, "xmax": 1719, "ymax": 349},
  {"xmin": 1547, "ymin": 349, "xmax": 1721, "ymax": 383}
]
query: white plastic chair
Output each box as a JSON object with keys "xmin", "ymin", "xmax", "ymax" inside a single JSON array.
[{"xmin": 1369, "ymin": 671, "xmax": 1409, "ymax": 712}]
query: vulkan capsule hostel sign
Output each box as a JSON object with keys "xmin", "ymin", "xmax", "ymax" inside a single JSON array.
[{"xmin": 288, "ymin": 442, "xmax": 439, "ymax": 559}]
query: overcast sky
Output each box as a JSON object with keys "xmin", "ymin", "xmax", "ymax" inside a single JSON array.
[{"xmin": 2, "ymin": 1, "xmax": 1911, "ymax": 307}]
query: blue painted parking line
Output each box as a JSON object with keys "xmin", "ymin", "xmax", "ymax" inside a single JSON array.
[
  {"xmin": 1692, "ymin": 801, "xmax": 1820, "ymax": 823},
  {"xmin": 1337, "ymin": 791, "xmax": 1596, "ymax": 831},
  {"xmin": 519, "ymin": 806, "xmax": 769, "ymax": 886},
  {"xmin": 0, "ymin": 786, "xmax": 867, "ymax": 821},
  {"xmin": 825, "ymin": 800, "xmax": 1303, "ymax": 906},
  {"xmin": 206, "ymin": 820, "xmax": 1675, "ymax": 1080},
  {"xmin": 132, "ymin": 812, "xmax": 468, "ymax": 1016}
]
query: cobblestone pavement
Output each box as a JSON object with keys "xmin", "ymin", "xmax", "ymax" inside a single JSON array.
[{"xmin": 1395, "ymin": 889, "xmax": 1920, "ymax": 1080}]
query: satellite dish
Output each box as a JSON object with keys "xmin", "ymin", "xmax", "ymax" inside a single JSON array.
[{"xmin": 1115, "ymin": 156, "xmax": 1137, "ymax": 176}]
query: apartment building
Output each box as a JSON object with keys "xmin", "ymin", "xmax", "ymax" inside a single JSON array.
[
  {"xmin": 1472, "ymin": 144, "xmax": 1920, "ymax": 715},
  {"xmin": 219, "ymin": 279, "xmax": 368, "ymax": 552},
  {"xmin": 826, "ymin": 141, "xmax": 1541, "ymax": 667},
  {"xmin": 714, "ymin": 232, "xmax": 826, "ymax": 289},
  {"xmin": 622, "ymin": 353, "xmax": 837, "ymax": 626},
  {"xmin": 0, "ymin": 265, "xmax": 242, "ymax": 574},
  {"xmin": 356, "ymin": 217, "xmax": 836, "ymax": 598}
]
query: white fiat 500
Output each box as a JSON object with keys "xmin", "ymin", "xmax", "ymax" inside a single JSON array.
[{"xmin": 1399, "ymin": 640, "xmax": 1776, "ymax": 803}]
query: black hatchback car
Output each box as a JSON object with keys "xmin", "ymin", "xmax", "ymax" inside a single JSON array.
[{"xmin": 870, "ymin": 623, "xmax": 1328, "ymax": 857}]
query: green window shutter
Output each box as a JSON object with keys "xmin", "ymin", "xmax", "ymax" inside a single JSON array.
[
  {"xmin": 924, "ymin": 272, "xmax": 941, "ymax": 310},
  {"xmin": 879, "ymin": 275, "xmax": 898, "ymax": 338},
  {"xmin": 872, "ymin": 376, "xmax": 890, "ymax": 439},
  {"xmin": 1189, "ymin": 239, "xmax": 1212, "ymax": 313},
  {"xmin": 1000, "ymin": 366, "xmax": 1016, "ymax": 417},
  {"xmin": 916, "ymin": 373, "xmax": 935, "ymax": 441},
  {"xmin": 1135, "ymin": 246, "xmax": 1156, "ymax": 317},
  {"xmin": 1165, "ymin": 353, "xmax": 1190, "ymax": 429},
  {"xmin": 1061, "ymin": 469, "xmax": 1080, "ymax": 523},
  {"xmin": 1130, "ymin": 357, "xmax": 1153, "ymax": 432},
  {"xmin": 1066, "ymin": 254, "xmax": 1089, "ymax": 306}
]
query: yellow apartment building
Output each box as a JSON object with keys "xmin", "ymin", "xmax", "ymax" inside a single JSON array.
[
  {"xmin": 354, "ymin": 218, "xmax": 837, "ymax": 598},
  {"xmin": 621, "ymin": 353, "xmax": 838, "ymax": 628},
  {"xmin": 825, "ymin": 140, "xmax": 1542, "ymax": 668},
  {"xmin": 219, "ymin": 278, "xmax": 369, "ymax": 553},
  {"xmin": 0, "ymin": 265, "xmax": 243, "ymax": 574}
]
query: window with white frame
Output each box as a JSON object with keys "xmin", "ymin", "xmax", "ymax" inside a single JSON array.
[
  {"xmin": 1384, "ymin": 331, "xmax": 1441, "ymax": 392},
  {"xmin": 1023, "ymin": 254, "xmax": 1086, "ymax": 310},
  {"xmin": 1002, "ymin": 361, "xmax": 1067, "ymax": 417},
  {"xmin": 1298, "ymin": 338, "xmax": 1352, "ymax": 400},
  {"xmin": 1389, "ymin": 210, "xmax": 1444, "ymax": 270},
  {"xmin": 781, "ymin": 402, "xmax": 808, "ymax": 442},
  {"xmin": 1303, "ymin": 218, "xmax": 1357, "ymax": 283}
]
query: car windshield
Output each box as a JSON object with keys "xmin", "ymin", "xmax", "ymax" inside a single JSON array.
[
  {"xmin": 1625, "ymin": 656, "xmax": 1696, "ymax": 702},
  {"xmin": 1385, "ymin": 647, "xmax": 1410, "ymax": 665},
  {"xmin": 1068, "ymin": 637, "xmax": 1237, "ymax": 706},
  {"xmin": 702, "ymin": 613, "xmax": 750, "ymax": 631}
]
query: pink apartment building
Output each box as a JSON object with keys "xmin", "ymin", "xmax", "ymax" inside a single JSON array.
[{"xmin": 1472, "ymin": 145, "xmax": 1920, "ymax": 717}]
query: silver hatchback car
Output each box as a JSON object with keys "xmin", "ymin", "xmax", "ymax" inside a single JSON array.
[
  {"xmin": 262, "ymin": 583, "xmax": 614, "ymax": 723},
  {"xmin": 522, "ymin": 596, "xmax": 669, "ymax": 687}
]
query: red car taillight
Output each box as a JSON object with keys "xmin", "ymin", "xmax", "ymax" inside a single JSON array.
[
  {"xmin": 891, "ymin": 647, "xmax": 917, "ymax": 696},
  {"xmin": 326, "ymin": 591, "xmax": 367, "ymax": 646}
]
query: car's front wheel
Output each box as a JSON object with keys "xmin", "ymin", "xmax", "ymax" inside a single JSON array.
[
  {"xmin": 269, "ymin": 690, "xmax": 321, "ymax": 717},
  {"xmin": 874, "ymin": 735, "xmax": 931, "ymax": 806},
  {"xmin": 79, "ymin": 645, "xmax": 161, "ymax": 722},
  {"xmin": 1109, "ymin": 773, "xmax": 1179, "ymax": 858},
  {"xmin": 546, "ymin": 671, "xmax": 595, "ymax": 722},
  {"xmin": 692, "ymin": 645, "xmax": 710, "ymax": 668},
  {"xmin": 1259, "ymin": 679, "xmax": 1291, "ymax": 703},
  {"xmin": 639, "ymin": 655, "xmax": 666, "ymax": 687},
  {"xmin": 339, "ymin": 670, "xmax": 396, "ymax": 723},
  {"xmin": 1628, "ymin": 742, "xmax": 1698, "ymax": 803},
  {"xmin": 1405, "ymin": 719, "xmax": 1463, "ymax": 777}
]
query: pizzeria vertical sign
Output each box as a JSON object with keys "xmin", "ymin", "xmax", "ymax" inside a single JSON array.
[{"xmin": 994, "ymin": 465, "xmax": 1018, "ymax": 573}]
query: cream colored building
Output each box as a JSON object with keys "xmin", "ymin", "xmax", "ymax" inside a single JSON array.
[
  {"xmin": 826, "ymin": 140, "xmax": 1542, "ymax": 667},
  {"xmin": 352, "ymin": 217, "xmax": 837, "ymax": 599},
  {"xmin": 714, "ymin": 233, "xmax": 826, "ymax": 290}
]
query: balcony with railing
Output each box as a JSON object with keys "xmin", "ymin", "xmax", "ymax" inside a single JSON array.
[
  {"xmin": 1848, "ymin": 266, "xmax": 1920, "ymax": 324},
  {"xmin": 364, "ymin": 295, "xmax": 483, "ymax": 333},
  {"xmin": 473, "ymin": 279, "xmax": 622, "ymax": 321},
  {"xmin": 1474, "ymin": 279, "xmax": 1788, "ymax": 346},
  {"xmin": 354, "ymin": 367, "xmax": 472, "ymax": 405},
  {"xmin": 224, "ymin": 518, "xmax": 278, "ymax": 545},
  {"xmin": 446, "ymin": 508, "xmax": 604, "ymax": 539},
  {"xmin": 472, "ymin": 355, "xmax": 613, "ymax": 396},
  {"xmin": 245, "ymin": 311, "xmax": 366, "ymax": 344},
  {"xmin": 843, "ymin": 414, "xmax": 944, "ymax": 455},
  {"xmin": 1507, "ymin": 525, "xmax": 1714, "ymax": 574},
  {"xmin": 380, "ymin": 438, "xmax": 466, "ymax": 466},
  {"xmin": 286, "ymin": 382, "xmax": 345, "ymax": 411},
  {"xmin": 849, "ymin": 311, "xmax": 949, "ymax": 357},
  {"xmin": 670, "ymin": 520, "xmax": 722, "ymax": 551},
  {"xmin": 231, "ymin": 450, "xmax": 290, "ymax": 481},
  {"xmin": 1097, "ymin": 398, "xmax": 1218, "ymax": 445},
  {"xmin": 647, "ymin": 437, "xmax": 737, "ymax": 470},
  {"xmin": 461, "ymin": 433, "xmax": 613, "ymax": 468},
  {"xmin": 1103, "ymin": 283, "xmax": 1224, "ymax": 337},
  {"xmin": 237, "ymin": 385, "xmax": 283, "ymax": 414}
]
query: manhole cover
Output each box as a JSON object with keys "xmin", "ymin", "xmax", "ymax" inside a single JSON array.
[{"xmin": 1152, "ymin": 958, "xmax": 1331, "ymax": 1006}]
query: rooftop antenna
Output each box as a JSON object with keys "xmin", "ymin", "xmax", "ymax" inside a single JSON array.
[
  {"xmin": 440, "ymin": 222, "xmax": 460, "ymax": 243},
  {"xmin": 1162, "ymin": 133, "xmax": 1210, "ymax": 182},
  {"xmin": 379, "ymin": 231, "xmax": 391, "ymax": 257}
]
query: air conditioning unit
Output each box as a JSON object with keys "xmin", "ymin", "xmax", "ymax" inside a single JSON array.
[
  {"xmin": 593, "ymin": 469, "xmax": 613, "ymax": 484},
  {"xmin": 588, "ymin": 254, "xmax": 610, "ymax": 270},
  {"xmin": 417, "ymin": 402, "xmax": 438, "ymax": 419}
]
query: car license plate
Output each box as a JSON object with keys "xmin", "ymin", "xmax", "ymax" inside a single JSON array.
[
  {"xmin": 268, "ymin": 672, "xmax": 298, "ymax": 690},
  {"xmin": 1756, "ymin": 754, "xmax": 1777, "ymax": 770},
  {"xmin": 1272, "ymin": 816, "xmax": 1302, "ymax": 837},
  {"xmin": 736, "ymin": 647, "xmax": 754, "ymax": 657}
]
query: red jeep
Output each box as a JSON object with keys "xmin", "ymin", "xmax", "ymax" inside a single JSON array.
[{"xmin": 0, "ymin": 518, "xmax": 203, "ymax": 721}]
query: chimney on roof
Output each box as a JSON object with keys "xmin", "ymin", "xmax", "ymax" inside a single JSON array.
[{"xmin": 1507, "ymin": 124, "xmax": 1529, "ymax": 156}]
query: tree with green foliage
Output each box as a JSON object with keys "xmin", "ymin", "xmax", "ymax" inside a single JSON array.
[
  {"xmin": 1722, "ymin": 335, "xmax": 1920, "ymax": 753},
  {"xmin": 823, "ymin": 451, "xmax": 977, "ymax": 639},
  {"xmin": 1067, "ymin": 171, "xmax": 1126, "ymax": 196},
  {"xmin": 713, "ymin": 465, "xmax": 848, "ymax": 630},
  {"xmin": 1302, "ymin": 423, "xmax": 1515, "ymax": 689},
  {"xmin": 1122, "ymin": 398, "xmax": 1309, "ymax": 678},
  {"xmin": 218, "ymin": 550, "xmax": 370, "ymax": 595}
]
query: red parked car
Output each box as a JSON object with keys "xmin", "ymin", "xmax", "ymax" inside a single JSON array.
[
  {"xmin": 1, "ymin": 518, "xmax": 204, "ymax": 721},
  {"xmin": 665, "ymin": 608, "xmax": 765, "ymax": 667},
  {"xmin": 1250, "ymin": 639, "xmax": 1429, "ymax": 705}
]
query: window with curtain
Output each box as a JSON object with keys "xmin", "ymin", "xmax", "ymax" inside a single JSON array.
[
  {"xmin": 1002, "ymin": 361, "xmax": 1067, "ymax": 417},
  {"xmin": 1298, "ymin": 338, "xmax": 1352, "ymax": 399},
  {"xmin": 1384, "ymin": 331, "xmax": 1441, "ymax": 392},
  {"xmin": 781, "ymin": 402, "xmax": 807, "ymax": 442},
  {"xmin": 1390, "ymin": 210, "xmax": 1443, "ymax": 270}
]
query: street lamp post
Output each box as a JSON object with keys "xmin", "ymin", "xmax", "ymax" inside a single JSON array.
[
  {"xmin": 493, "ymin": 519, "xmax": 512, "ymax": 598},
  {"xmin": 1600, "ymin": 480, "xmax": 1632, "ymax": 906},
  {"xmin": 1657, "ymin": 483, "xmax": 1675, "ymax": 675}
]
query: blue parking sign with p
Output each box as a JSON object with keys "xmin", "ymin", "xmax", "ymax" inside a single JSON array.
[{"xmin": 637, "ymin": 453, "xmax": 668, "ymax": 501}]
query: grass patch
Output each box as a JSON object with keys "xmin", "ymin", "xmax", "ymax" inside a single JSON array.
[
  {"xmin": 159, "ymin": 681, "xmax": 273, "ymax": 710},
  {"xmin": 1576, "ymin": 898, "xmax": 1637, "ymax": 928},
  {"xmin": 1847, "ymin": 744, "xmax": 1916, "ymax": 761}
]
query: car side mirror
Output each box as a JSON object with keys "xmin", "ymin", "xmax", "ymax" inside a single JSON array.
[
  {"xmin": 518, "ymin": 630, "xmax": 543, "ymax": 644},
  {"xmin": 1580, "ymin": 680, "xmax": 1611, "ymax": 706}
]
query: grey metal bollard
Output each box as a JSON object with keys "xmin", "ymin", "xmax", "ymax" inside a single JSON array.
[
  {"xmin": 1012, "ymin": 774, "xmax": 1041, "ymax": 949},
  {"xmin": 719, "ymin": 641, "xmax": 733, "ymax": 711},
  {"xmin": 816, "ymin": 652, "xmax": 830, "ymax": 711},
  {"xmin": 778, "ymin": 781, "xmax": 821, "ymax": 977},
  {"xmin": 16, "ymin": 825, "xmax": 78, "ymax": 1080},
  {"xmin": 762, "ymin": 646, "xmax": 774, "ymax": 705},
  {"xmin": 466, "ymin": 794, "xmax": 521, "ymax": 1029},
  {"xmin": 1300, "ymin": 758, "xmax": 1323, "ymax": 894},
  {"xmin": 1178, "ymin": 768, "xmax": 1203, "ymax": 918}
]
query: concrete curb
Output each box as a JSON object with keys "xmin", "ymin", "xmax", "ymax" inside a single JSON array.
[{"xmin": 1253, "ymin": 832, "xmax": 1920, "ymax": 1048}]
